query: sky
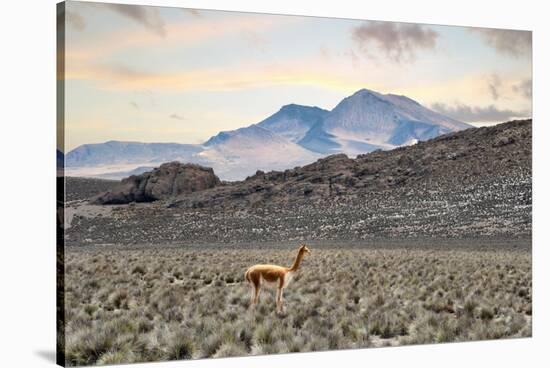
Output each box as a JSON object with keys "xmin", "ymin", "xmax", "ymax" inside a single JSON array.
[{"xmin": 60, "ymin": 1, "xmax": 532, "ymax": 151}]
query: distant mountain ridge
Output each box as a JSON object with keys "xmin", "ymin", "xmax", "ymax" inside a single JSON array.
[
  {"xmin": 65, "ymin": 88, "xmax": 472, "ymax": 181},
  {"xmin": 66, "ymin": 141, "xmax": 205, "ymax": 167}
]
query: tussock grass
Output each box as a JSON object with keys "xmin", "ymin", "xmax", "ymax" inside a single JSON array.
[
  {"xmin": 64, "ymin": 247, "xmax": 372, "ymax": 365},
  {"xmin": 64, "ymin": 245, "xmax": 530, "ymax": 365},
  {"xmin": 365, "ymin": 248, "xmax": 531, "ymax": 347}
]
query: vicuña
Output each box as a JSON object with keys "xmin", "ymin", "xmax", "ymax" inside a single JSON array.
[{"xmin": 245, "ymin": 244, "xmax": 311, "ymax": 313}]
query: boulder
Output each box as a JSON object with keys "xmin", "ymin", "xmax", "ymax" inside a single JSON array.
[
  {"xmin": 92, "ymin": 162, "xmax": 221, "ymax": 204},
  {"xmin": 493, "ymin": 135, "xmax": 516, "ymax": 147}
]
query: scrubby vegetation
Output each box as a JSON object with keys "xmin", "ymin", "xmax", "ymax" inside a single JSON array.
[
  {"xmin": 365, "ymin": 247, "xmax": 532, "ymax": 347},
  {"xmin": 63, "ymin": 246, "xmax": 369, "ymax": 366},
  {"xmin": 63, "ymin": 244, "xmax": 531, "ymax": 366}
]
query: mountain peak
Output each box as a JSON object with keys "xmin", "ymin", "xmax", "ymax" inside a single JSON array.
[
  {"xmin": 351, "ymin": 88, "xmax": 382, "ymax": 97},
  {"xmin": 350, "ymin": 89, "xmax": 421, "ymax": 107},
  {"xmin": 252, "ymin": 104, "xmax": 329, "ymax": 144},
  {"xmin": 278, "ymin": 103, "xmax": 327, "ymax": 114},
  {"xmin": 345, "ymin": 88, "xmax": 389, "ymax": 106},
  {"xmin": 280, "ymin": 103, "xmax": 301, "ymax": 111}
]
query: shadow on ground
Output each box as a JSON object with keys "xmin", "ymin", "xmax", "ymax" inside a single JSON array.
[{"xmin": 34, "ymin": 350, "xmax": 56, "ymax": 364}]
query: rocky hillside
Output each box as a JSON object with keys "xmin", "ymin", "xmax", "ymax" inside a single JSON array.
[
  {"xmin": 65, "ymin": 120, "xmax": 531, "ymax": 246},
  {"xmin": 167, "ymin": 119, "xmax": 531, "ymax": 210}
]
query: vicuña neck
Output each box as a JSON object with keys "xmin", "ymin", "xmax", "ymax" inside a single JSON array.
[{"xmin": 289, "ymin": 250, "xmax": 305, "ymax": 272}]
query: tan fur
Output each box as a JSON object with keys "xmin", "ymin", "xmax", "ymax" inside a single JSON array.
[{"xmin": 245, "ymin": 244, "xmax": 310, "ymax": 313}]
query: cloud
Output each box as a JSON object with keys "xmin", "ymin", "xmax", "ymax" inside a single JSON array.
[
  {"xmin": 513, "ymin": 78, "xmax": 532, "ymax": 99},
  {"xmin": 471, "ymin": 28, "xmax": 531, "ymax": 57},
  {"xmin": 102, "ymin": 3, "xmax": 166, "ymax": 37},
  {"xmin": 241, "ymin": 29, "xmax": 268, "ymax": 52},
  {"xmin": 170, "ymin": 113, "xmax": 184, "ymax": 120},
  {"xmin": 346, "ymin": 49, "xmax": 360, "ymax": 69},
  {"xmin": 65, "ymin": 14, "xmax": 295, "ymax": 66},
  {"xmin": 183, "ymin": 8, "xmax": 201, "ymax": 17},
  {"xmin": 130, "ymin": 101, "xmax": 139, "ymax": 109},
  {"xmin": 431, "ymin": 102, "xmax": 530, "ymax": 123},
  {"xmin": 352, "ymin": 21, "xmax": 438, "ymax": 63},
  {"xmin": 487, "ymin": 74, "xmax": 502, "ymax": 101},
  {"xmin": 66, "ymin": 10, "xmax": 86, "ymax": 31}
]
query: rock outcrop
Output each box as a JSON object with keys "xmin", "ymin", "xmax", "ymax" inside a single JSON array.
[{"xmin": 92, "ymin": 162, "xmax": 221, "ymax": 204}]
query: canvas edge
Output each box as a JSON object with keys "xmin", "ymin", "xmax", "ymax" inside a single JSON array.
[{"xmin": 56, "ymin": 1, "xmax": 66, "ymax": 367}]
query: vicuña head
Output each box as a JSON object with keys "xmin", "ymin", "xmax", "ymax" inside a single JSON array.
[{"xmin": 244, "ymin": 244, "xmax": 311, "ymax": 313}]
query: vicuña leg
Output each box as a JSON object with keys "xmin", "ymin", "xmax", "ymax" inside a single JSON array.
[
  {"xmin": 249, "ymin": 285, "xmax": 256, "ymax": 308},
  {"xmin": 276, "ymin": 287, "xmax": 284, "ymax": 313},
  {"xmin": 252, "ymin": 284, "xmax": 261, "ymax": 307}
]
